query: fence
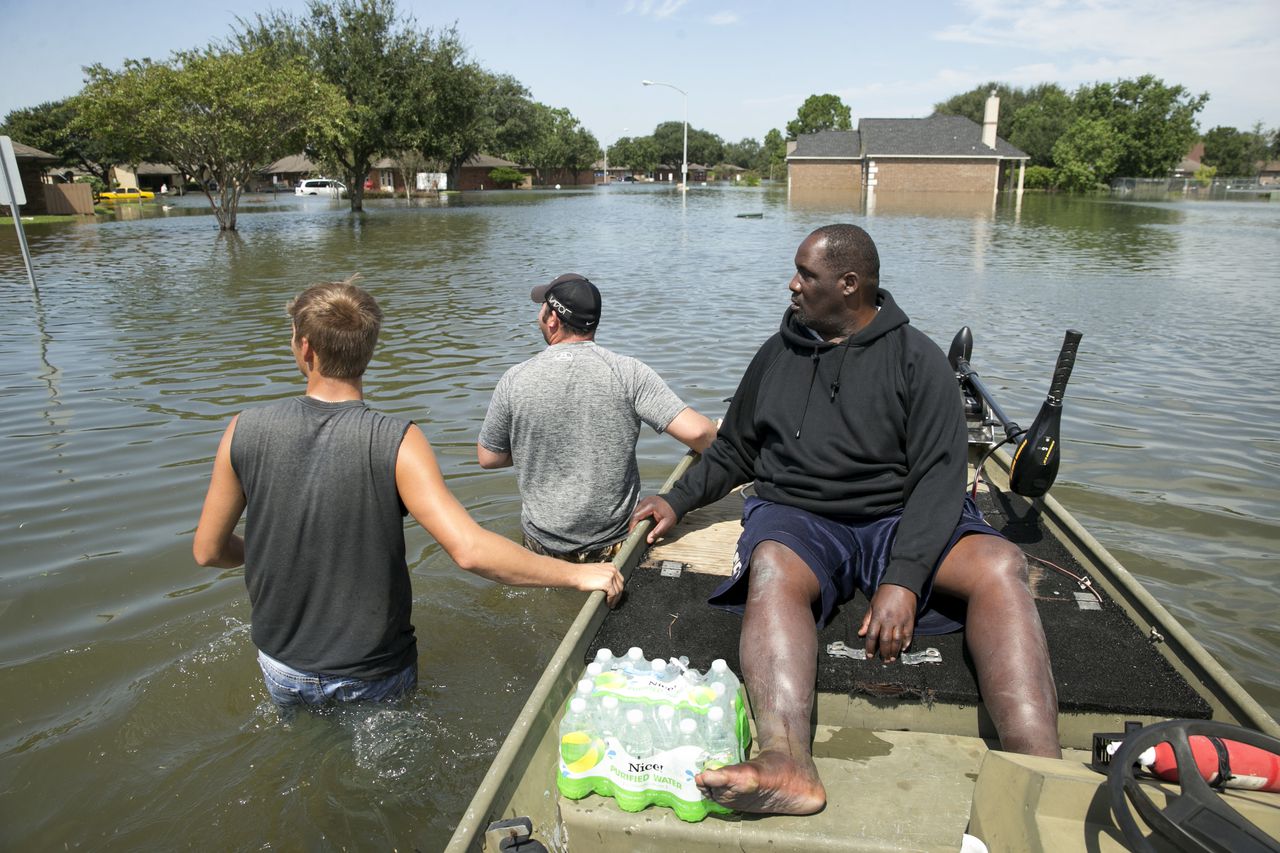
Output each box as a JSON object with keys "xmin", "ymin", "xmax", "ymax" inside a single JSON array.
[
  {"xmin": 1111, "ymin": 177, "xmax": 1279, "ymax": 201},
  {"xmin": 43, "ymin": 183, "xmax": 95, "ymax": 215}
]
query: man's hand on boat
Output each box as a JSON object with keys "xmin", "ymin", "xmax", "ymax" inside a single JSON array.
[
  {"xmin": 858, "ymin": 583, "xmax": 918, "ymax": 663},
  {"xmin": 629, "ymin": 495, "xmax": 678, "ymax": 544},
  {"xmin": 580, "ymin": 563, "xmax": 625, "ymax": 607}
]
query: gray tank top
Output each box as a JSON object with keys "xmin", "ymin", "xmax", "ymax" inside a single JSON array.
[{"xmin": 230, "ymin": 397, "xmax": 415, "ymax": 679}]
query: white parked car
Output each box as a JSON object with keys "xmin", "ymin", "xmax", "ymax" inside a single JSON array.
[{"xmin": 294, "ymin": 178, "xmax": 346, "ymax": 197}]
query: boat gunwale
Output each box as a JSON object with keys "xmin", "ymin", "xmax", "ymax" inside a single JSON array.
[{"xmin": 445, "ymin": 452, "xmax": 699, "ymax": 853}]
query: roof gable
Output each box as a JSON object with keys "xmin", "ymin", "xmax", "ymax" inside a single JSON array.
[{"xmin": 859, "ymin": 115, "xmax": 1027, "ymax": 159}]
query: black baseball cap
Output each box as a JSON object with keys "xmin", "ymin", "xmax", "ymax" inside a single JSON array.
[{"xmin": 530, "ymin": 273, "xmax": 601, "ymax": 330}]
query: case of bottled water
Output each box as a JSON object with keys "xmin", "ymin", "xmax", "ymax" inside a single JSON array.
[{"xmin": 557, "ymin": 647, "xmax": 750, "ymax": 821}]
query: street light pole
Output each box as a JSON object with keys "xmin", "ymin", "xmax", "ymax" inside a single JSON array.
[{"xmin": 642, "ymin": 79, "xmax": 687, "ymax": 191}]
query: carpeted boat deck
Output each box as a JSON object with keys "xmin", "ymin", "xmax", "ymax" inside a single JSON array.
[{"xmin": 588, "ymin": 487, "xmax": 1211, "ymax": 720}]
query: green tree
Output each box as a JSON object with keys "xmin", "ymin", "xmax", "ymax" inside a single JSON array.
[
  {"xmin": 1052, "ymin": 117, "xmax": 1122, "ymax": 192},
  {"xmin": 723, "ymin": 137, "xmax": 762, "ymax": 169},
  {"xmin": 786, "ymin": 94, "xmax": 852, "ymax": 139},
  {"xmin": 517, "ymin": 104, "xmax": 597, "ymax": 185},
  {"xmin": 761, "ymin": 128, "xmax": 787, "ymax": 180},
  {"xmin": 481, "ymin": 73, "xmax": 542, "ymax": 163},
  {"xmin": 487, "ymin": 166, "xmax": 525, "ymax": 187},
  {"xmin": 610, "ymin": 135, "xmax": 659, "ymax": 174},
  {"xmin": 934, "ymin": 83, "xmax": 1037, "ymax": 143},
  {"xmin": 1201, "ymin": 125, "xmax": 1266, "ymax": 177},
  {"xmin": 1073, "ymin": 75, "xmax": 1207, "ymax": 179},
  {"xmin": 651, "ymin": 121, "xmax": 723, "ymax": 168},
  {"xmin": 238, "ymin": 0, "xmax": 465, "ymax": 212},
  {"xmin": 1, "ymin": 98, "xmax": 133, "ymax": 187},
  {"xmin": 1007, "ymin": 84, "xmax": 1074, "ymax": 166},
  {"xmin": 76, "ymin": 47, "xmax": 344, "ymax": 230}
]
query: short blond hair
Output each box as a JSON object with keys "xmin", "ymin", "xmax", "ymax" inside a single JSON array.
[{"xmin": 286, "ymin": 278, "xmax": 382, "ymax": 378}]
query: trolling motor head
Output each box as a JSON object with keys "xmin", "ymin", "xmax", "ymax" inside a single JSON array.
[{"xmin": 952, "ymin": 327, "xmax": 1083, "ymax": 499}]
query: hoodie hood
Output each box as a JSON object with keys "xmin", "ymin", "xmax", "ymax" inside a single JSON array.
[{"xmin": 779, "ymin": 287, "xmax": 910, "ymax": 351}]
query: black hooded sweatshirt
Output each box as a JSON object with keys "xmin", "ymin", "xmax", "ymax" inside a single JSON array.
[{"xmin": 665, "ymin": 288, "xmax": 967, "ymax": 596}]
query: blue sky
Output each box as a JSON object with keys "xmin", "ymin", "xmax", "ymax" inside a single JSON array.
[{"xmin": 1, "ymin": 0, "xmax": 1276, "ymax": 145}]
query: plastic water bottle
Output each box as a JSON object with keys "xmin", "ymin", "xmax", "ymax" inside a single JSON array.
[
  {"xmin": 576, "ymin": 678, "xmax": 595, "ymax": 699},
  {"xmin": 709, "ymin": 680, "xmax": 734, "ymax": 714},
  {"xmin": 585, "ymin": 661, "xmax": 604, "ymax": 678},
  {"xmin": 708, "ymin": 658, "xmax": 739, "ymax": 693},
  {"xmin": 562, "ymin": 696, "xmax": 593, "ymax": 733},
  {"xmin": 652, "ymin": 703, "xmax": 677, "ymax": 751},
  {"xmin": 594, "ymin": 648, "xmax": 616, "ymax": 670},
  {"xmin": 676, "ymin": 716, "xmax": 702, "ymax": 748},
  {"xmin": 599, "ymin": 695, "xmax": 622, "ymax": 740},
  {"xmin": 620, "ymin": 708, "xmax": 653, "ymax": 759},
  {"xmin": 624, "ymin": 647, "xmax": 649, "ymax": 674},
  {"xmin": 650, "ymin": 658, "xmax": 671, "ymax": 683},
  {"xmin": 705, "ymin": 706, "xmax": 741, "ymax": 767}
]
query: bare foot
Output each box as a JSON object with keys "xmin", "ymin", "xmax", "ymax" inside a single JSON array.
[{"xmin": 694, "ymin": 748, "xmax": 826, "ymax": 815}]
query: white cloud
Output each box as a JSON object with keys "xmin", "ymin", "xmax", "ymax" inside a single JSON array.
[
  {"xmin": 707, "ymin": 11, "xmax": 739, "ymax": 25},
  {"xmin": 929, "ymin": 0, "xmax": 1280, "ymax": 127},
  {"xmin": 624, "ymin": 0, "xmax": 691, "ymax": 19}
]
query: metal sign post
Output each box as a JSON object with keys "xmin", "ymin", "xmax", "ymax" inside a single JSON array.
[{"xmin": 0, "ymin": 136, "xmax": 38, "ymax": 294}]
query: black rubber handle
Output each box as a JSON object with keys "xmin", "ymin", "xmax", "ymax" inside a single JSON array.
[{"xmin": 1046, "ymin": 329, "xmax": 1083, "ymax": 405}]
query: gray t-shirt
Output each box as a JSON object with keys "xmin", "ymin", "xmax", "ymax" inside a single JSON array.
[{"xmin": 479, "ymin": 341, "xmax": 687, "ymax": 552}]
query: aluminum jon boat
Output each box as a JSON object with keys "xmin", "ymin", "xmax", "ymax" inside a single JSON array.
[{"xmin": 446, "ymin": 330, "xmax": 1280, "ymax": 853}]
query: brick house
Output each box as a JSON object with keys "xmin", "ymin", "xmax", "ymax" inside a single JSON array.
[
  {"xmin": 2, "ymin": 141, "xmax": 58, "ymax": 216},
  {"xmin": 788, "ymin": 94, "xmax": 1028, "ymax": 195},
  {"xmin": 786, "ymin": 130, "xmax": 864, "ymax": 192}
]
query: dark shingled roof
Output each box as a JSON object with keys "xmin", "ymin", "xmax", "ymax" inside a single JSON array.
[
  {"xmin": 464, "ymin": 153, "xmax": 523, "ymax": 169},
  {"xmin": 860, "ymin": 114, "xmax": 1027, "ymax": 159},
  {"xmin": 10, "ymin": 141, "xmax": 58, "ymax": 160},
  {"xmin": 788, "ymin": 130, "xmax": 862, "ymax": 159}
]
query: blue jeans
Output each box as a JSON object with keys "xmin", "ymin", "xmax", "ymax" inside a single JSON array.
[{"xmin": 257, "ymin": 650, "xmax": 418, "ymax": 709}]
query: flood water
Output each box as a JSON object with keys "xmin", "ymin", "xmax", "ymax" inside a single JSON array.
[{"xmin": 2, "ymin": 185, "xmax": 1277, "ymax": 849}]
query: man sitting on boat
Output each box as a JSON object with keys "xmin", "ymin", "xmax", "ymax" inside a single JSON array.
[
  {"xmin": 193, "ymin": 279, "xmax": 623, "ymax": 710},
  {"xmin": 631, "ymin": 225, "xmax": 1060, "ymax": 815},
  {"xmin": 477, "ymin": 273, "xmax": 716, "ymax": 562}
]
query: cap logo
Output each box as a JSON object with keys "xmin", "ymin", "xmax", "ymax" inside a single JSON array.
[{"xmin": 547, "ymin": 292, "xmax": 573, "ymax": 317}]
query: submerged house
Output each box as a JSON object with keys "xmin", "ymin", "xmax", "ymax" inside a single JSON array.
[{"xmin": 787, "ymin": 92, "xmax": 1028, "ymax": 195}]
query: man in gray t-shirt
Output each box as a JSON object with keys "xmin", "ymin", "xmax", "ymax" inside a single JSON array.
[{"xmin": 478, "ymin": 273, "xmax": 716, "ymax": 561}]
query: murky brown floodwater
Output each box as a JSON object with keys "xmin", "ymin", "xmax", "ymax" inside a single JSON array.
[{"xmin": 2, "ymin": 185, "xmax": 1277, "ymax": 849}]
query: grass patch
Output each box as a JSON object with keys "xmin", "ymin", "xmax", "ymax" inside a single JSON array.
[{"xmin": 1, "ymin": 213, "xmax": 102, "ymax": 226}]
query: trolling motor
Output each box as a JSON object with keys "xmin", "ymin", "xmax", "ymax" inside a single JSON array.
[{"xmin": 949, "ymin": 327, "xmax": 1083, "ymax": 498}]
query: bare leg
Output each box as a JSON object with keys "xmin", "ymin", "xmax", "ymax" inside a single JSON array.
[
  {"xmin": 934, "ymin": 534, "xmax": 1061, "ymax": 758},
  {"xmin": 694, "ymin": 541, "xmax": 827, "ymax": 814}
]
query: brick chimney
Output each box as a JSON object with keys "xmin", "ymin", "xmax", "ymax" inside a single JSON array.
[{"xmin": 982, "ymin": 90, "xmax": 999, "ymax": 149}]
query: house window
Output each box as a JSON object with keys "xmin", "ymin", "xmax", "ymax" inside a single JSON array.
[{"xmin": 381, "ymin": 170, "xmax": 395, "ymax": 190}]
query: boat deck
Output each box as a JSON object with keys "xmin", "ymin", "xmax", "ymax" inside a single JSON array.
[
  {"xmin": 560, "ymin": 483, "xmax": 1212, "ymax": 850},
  {"xmin": 591, "ymin": 485, "xmax": 1210, "ymax": 730}
]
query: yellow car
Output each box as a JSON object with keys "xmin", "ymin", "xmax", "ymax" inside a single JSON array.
[{"xmin": 98, "ymin": 187, "xmax": 156, "ymax": 202}]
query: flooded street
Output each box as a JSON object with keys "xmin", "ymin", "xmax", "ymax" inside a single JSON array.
[{"xmin": 2, "ymin": 184, "xmax": 1278, "ymax": 849}]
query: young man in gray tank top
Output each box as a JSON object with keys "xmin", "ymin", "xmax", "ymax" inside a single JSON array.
[
  {"xmin": 477, "ymin": 274, "xmax": 717, "ymax": 562},
  {"xmin": 193, "ymin": 280, "xmax": 623, "ymax": 709}
]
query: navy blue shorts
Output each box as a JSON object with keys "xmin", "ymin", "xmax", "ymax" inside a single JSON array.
[{"xmin": 709, "ymin": 495, "xmax": 1001, "ymax": 634}]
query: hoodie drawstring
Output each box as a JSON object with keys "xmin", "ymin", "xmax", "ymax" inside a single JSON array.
[
  {"xmin": 795, "ymin": 348, "xmax": 821, "ymax": 439},
  {"xmin": 830, "ymin": 340, "xmax": 852, "ymax": 400},
  {"xmin": 796, "ymin": 341, "xmax": 854, "ymax": 439}
]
